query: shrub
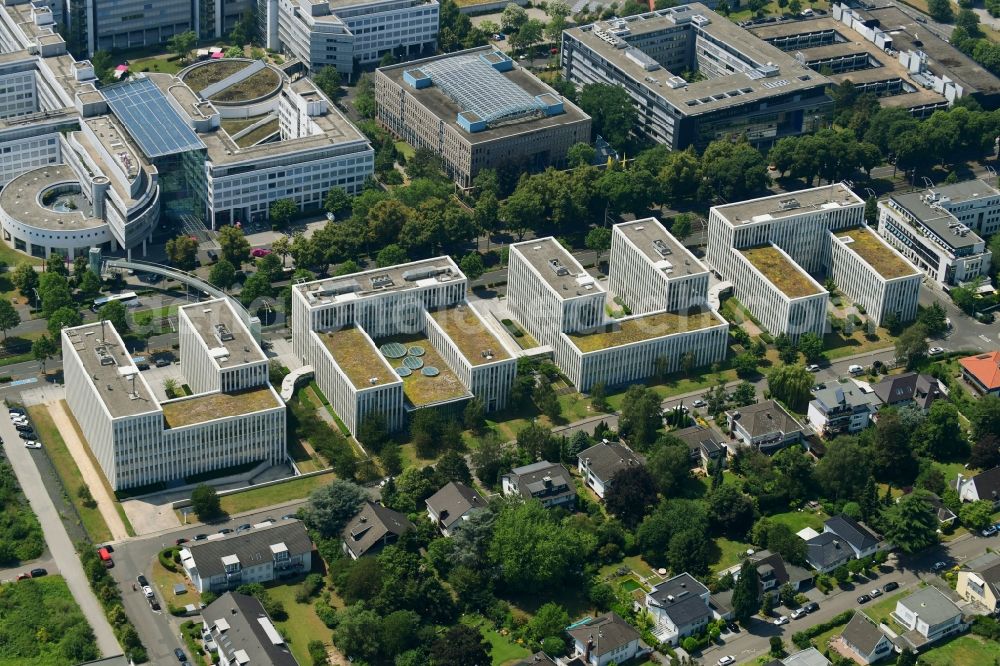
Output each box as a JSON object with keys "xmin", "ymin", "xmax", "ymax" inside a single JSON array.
[
  {"xmin": 308, "ymin": 640, "xmax": 329, "ymax": 665},
  {"xmin": 295, "ymin": 573, "xmax": 325, "ymax": 603},
  {"xmin": 158, "ymin": 547, "xmax": 177, "ymax": 572},
  {"xmin": 791, "ymin": 610, "xmax": 853, "ymax": 649}
]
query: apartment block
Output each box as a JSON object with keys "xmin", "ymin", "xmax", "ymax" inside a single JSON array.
[
  {"xmin": 507, "ymin": 219, "xmax": 728, "ymax": 392},
  {"xmin": 562, "ymin": 5, "xmax": 831, "ymax": 150},
  {"xmin": 291, "ymin": 257, "xmax": 516, "ymax": 437},
  {"xmin": 62, "ymin": 299, "xmax": 286, "ymax": 490},
  {"xmin": 830, "ymin": 225, "xmax": 921, "ymax": 326},
  {"xmin": 375, "ymin": 47, "xmax": 591, "ymax": 188}
]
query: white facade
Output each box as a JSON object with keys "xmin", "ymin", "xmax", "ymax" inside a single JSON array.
[{"xmin": 829, "ymin": 228, "xmax": 921, "ymax": 326}]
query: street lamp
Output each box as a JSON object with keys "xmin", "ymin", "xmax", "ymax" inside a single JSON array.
[
  {"xmin": 921, "ymin": 176, "xmax": 935, "ymax": 190},
  {"xmin": 32, "ymin": 287, "xmax": 41, "ymax": 311}
]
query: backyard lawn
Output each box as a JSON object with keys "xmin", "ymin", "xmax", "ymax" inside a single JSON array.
[
  {"xmin": 711, "ymin": 537, "xmax": 753, "ymax": 573},
  {"xmin": 863, "ymin": 589, "xmax": 908, "ymax": 626},
  {"xmin": 216, "ymin": 472, "xmax": 333, "ymax": 515},
  {"xmin": 462, "ymin": 615, "xmax": 532, "ymax": 666},
  {"xmin": 823, "ymin": 328, "xmax": 895, "ymax": 360},
  {"xmin": 268, "ymin": 583, "xmax": 340, "ymax": 666},
  {"xmin": 769, "ymin": 509, "xmax": 828, "ymax": 533},
  {"xmin": 919, "ymin": 634, "xmax": 1000, "ymax": 666}
]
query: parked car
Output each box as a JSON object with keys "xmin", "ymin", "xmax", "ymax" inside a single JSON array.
[
  {"xmin": 142, "ymin": 585, "xmax": 153, "ymax": 598},
  {"xmin": 15, "ymin": 424, "xmax": 33, "ymax": 433},
  {"xmin": 18, "ymin": 432, "xmax": 36, "ymax": 440},
  {"xmin": 803, "ymin": 601, "xmax": 819, "ymax": 613},
  {"xmin": 8, "ymin": 407, "xmax": 25, "ymax": 416},
  {"xmin": 149, "ymin": 596, "xmax": 161, "ymax": 611},
  {"xmin": 218, "ymin": 528, "xmax": 233, "ymax": 535},
  {"xmin": 790, "ymin": 608, "xmax": 808, "ymax": 620},
  {"xmin": 174, "ymin": 648, "xmax": 187, "ymax": 662},
  {"xmin": 155, "ymin": 358, "xmax": 171, "ymax": 368},
  {"xmin": 726, "ymin": 622, "xmax": 740, "ymax": 633},
  {"xmin": 870, "ymin": 588, "xmax": 883, "ymax": 598},
  {"xmin": 16, "ymin": 572, "xmax": 30, "ymax": 581},
  {"xmin": 235, "ymin": 524, "xmax": 252, "ymax": 533},
  {"xmin": 206, "ymin": 250, "xmax": 218, "ymax": 262},
  {"xmin": 882, "ymin": 581, "xmax": 899, "ymax": 593},
  {"xmin": 849, "ymin": 364, "xmax": 864, "ymax": 375},
  {"xmin": 717, "ymin": 657, "xmax": 735, "ymax": 666},
  {"xmin": 691, "ymin": 399, "xmax": 707, "ymax": 408},
  {"xmin": 23, "ymin": 441, "xmax": 41, "ymax": 449},
  {"xmin": 806, "ymin": 364, "xmax": 820, "ymax": 372},
  {"xmin": 773, "ymin": 615, "xmax": 789, "ymax": 625},
  {"xmin": 250, "ymin": 248, "xmax": 272, "ymax": 258},
  {"xmin": 280, "ymin": 514, "xmax": 297, "ymax": 521},
  {"xmin": 932, "ymin": 561, "xmax": 948, "ymax": 571},
  {"xmin": 928, "ymin": 347, "xmax": 944, "ymax": 356},
  {"xmin": 137, "ymin": 574, "xmax": 148, "ymax": 587},
  {"xmin": 30, "ymin": 568, "xmax": 47, "ymax": 578},
  {"xmin": 857, "ymin": 594, "xmax": 871, "ymax": 604},
  {"xmin": 983, "ymin": 525, "xmax": 998, "ymax": 537}
]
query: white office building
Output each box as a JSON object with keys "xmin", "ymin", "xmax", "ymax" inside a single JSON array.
[
  {"xmin": 829, "ymin": 225, "xmax": 921, "ymax": 325},
  {"xmin": 507, "ymin": 220, "xmax": 728, "ymax": 392},
  {"xmin": 62, "ymin": 299, "xmax": 286, "ymax": 490},
  {"xmin": 291, "ymin": 257, "xmax": 517, "ymax": 437}
]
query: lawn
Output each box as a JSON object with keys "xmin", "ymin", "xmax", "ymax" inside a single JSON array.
[
  {"xmin": 462, "ymin": 615, "xmax": 532, "ymax": 666},
  {"xmin": 27, "ymin": 405, "xmax": 112, "ymax": 543},
  {"xmin": 394, "ymin": 141, "xmax": 416, "ymax": 160},
  {"xmin": 133, "ymin": 304, "xmax": 177, "ymax": 326},
  {"xmin": 711, "ymin": 537, "xmax": 753, "ymax": 573},
  {"xmin": 0, "ymin": 575, "xmax": 99, "ymax": 666},
  {"xmin": 769, "ymin": 509, "xmax": 828, "ymax": 533},
  {"xmin": 919, "ymin": 634, "xmax": 1000, "ymax": 666},
  {"xmin": 129, "ymin": 54, "xmax": 185, "ymax": 75},
  {"xmin": 267, "ymin": 583, "xmax": 338, "ymax": 666},
  {"xmin": 823, "ymin": 328, "xmax": 895, "ymax": 360},
  {"xmin": 0, "ymin": 245, "xmax": 42, "ymax": 267},
  {"xmin": 151, "ymin": 558, "xmax": 201, "ymax": 609},
  {"xmin": 864, "ymin": 589, "xmax": 909, "ymax": 625},
  {"xmin": 217, "ymin": 472, "xmax": 334, "ymax": 515}
]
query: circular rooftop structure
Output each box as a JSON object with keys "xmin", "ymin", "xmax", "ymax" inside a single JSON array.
[{"xmin": 179, "ymin": 58, "xmax": 283, "ymax": 106}]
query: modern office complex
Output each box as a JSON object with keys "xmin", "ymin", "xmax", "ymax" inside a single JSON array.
[
  {"xmin": 375, "ymin": 47, "xmax": 591, "ymax": 188},
  {"xmin": 507, "ymin": 219, "xmax": 728, "ymax": 392},
  {"xmin": 561, "ymin": 4, "xmax": 832, "ymax": 150},
  {"xmin": 708, "ymin": 184, "xmax": 921, "ymax": 335},
  {"xmin": 267, "ymin": 0, "xmax": 439, "ymax": 76},
  {"xmin": 291, "ymin": 257, "xmax": 517, "ymax": 437},
  {"xmin": 878, "ymin": 188, "xmax": 993, "ymax": 287},
  {"xmin": 62, "ymin": 298, "xmax": 286, "ymax": 490}
]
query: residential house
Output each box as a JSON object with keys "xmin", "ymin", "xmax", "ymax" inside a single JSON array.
[
  {"xmin": 872, "ymin": 373, "xmax": 945, "ymax": 411},
  {"xmin": 891, "ymin": 587, "xmax": 965, "ymax": 650},
  {"xmin": 725, "ymin": 550, "xmax": 813, "ymax": 597},
  {"xmin": 957, "ymin": 552, "xmax": 1000, "ymax": 613},
  {"xmin": 342, "ymin": 501, "xmax": 414, "ymax": 560},
  {"xmin": 807, "ymin": 384, "xmax": 881, "ymax": 437},
  {"xmin": 725, "ymin": 400, "xmax": 805, "ymax": 453},
  {"xmin": 823, "ymin": 515, "xmax": 882, "ymax": 559},
  {"xmin": 957, "ymin": 466, "xmax": 1000, "ymax": 507},
  {"xmin": 643, "ymin": 573, "xmax": 714, "ymax": 646},
  {"xmin": 577, "ymin": 441, "xmax": 645, "ymax": 499},
  {"xmin": 959, "ymin": 351, "xmax": 1000, "ymax": 396},
  {"xmin": 502, "ymin": 461, "xmax": 576, "ymax": 509},
  {"xmin": 201, "ymin": 592, "xmax": 299, "ymax": 666},
  {"xmin": 781, "ymin": 648, "xmax": 832, "ymax": 666},
  {"xmin": 839, "ymin": 612, "xmax": 895, "ymax": 664},
  {"xmin": 804, "ymin": 532, "xmax": 854, "ymax": 573},
  {"xmin": 673, "ymin": 425, "xmax": 727, "ymax": 470},
  {"xmin": 179, "ymin": 521, "xmax": 312, "ymax": 594},
  {"xmin": 513, "ymin": 653, "xmax": 558, "ymax": 666},
  {"xmin": 565, "ymin": 612, "xmax": 647, "ymax": 666},
  {"xmin": 913, "ymin": 491, "xmax": 957, "ymax": 526},
  {"xmin": 425, "ymin": 481, "xmax": 486, "ymax": 537}
]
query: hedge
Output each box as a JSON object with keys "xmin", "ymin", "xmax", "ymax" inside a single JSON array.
[
  {"xmin": 159, "ymin": 547, "xmax": 178, "ymax": 572},
  {"xmin": 792, "ymin": 610, "xmax": 853, "ymax": 649}
]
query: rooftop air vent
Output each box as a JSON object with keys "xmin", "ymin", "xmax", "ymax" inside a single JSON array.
[
  {"xmin": 779, "ymin": 198, "xmax": 801, "ymax": 210},
  {"xmin": 370, "ymin": 274, "xmax": 394, "ymax": 289},
  {"xmin": 548, "ymin": 259, "xmax": 569, "ymax": 276},
  {"xmin": 214, "ymin": 323, "xmax": 234, "ymax": 342},
  {"xmin": 652, "ymin": 239, "xmax": 672, "ymax": 259}
]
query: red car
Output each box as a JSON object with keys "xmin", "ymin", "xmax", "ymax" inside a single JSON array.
[{"xmin": 250, "ymin": 248, "xmax": 272, "ymax": 258}]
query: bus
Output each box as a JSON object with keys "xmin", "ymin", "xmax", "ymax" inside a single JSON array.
[{"xmin": 92, "ymin": 291, "xmax": 139, "ymax": 311}]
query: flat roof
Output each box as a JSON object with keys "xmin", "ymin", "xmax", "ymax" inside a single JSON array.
[
  {"xmin": 427, "ymin": 303, "xmax": 509, "ymax": 365},
  {"xmin": 378, "ymin": 47, "xmax": 591, "ymax": 144},
  {"xmin": 568, "ymin": 308, "xmax": 723, "ymax": 352},
  {"xmin": 160, "ymin": 385, "xmax": 281, "ymax": 428},
  {"xmin": 0, "ymin": 164, "xmax": 104, "ymax": 231},
  {"xmin": 319, "ymin": 326, "xmax": 397, "ymax": 389},
  {"xmin": 373, "ymin": 332, "xmax": 471, "ymax": 407},
  {"xmin": 740, "ymin": 245, "xmax": 822, "ymax": 298},
  {"xmin": 63, "ymin": 322, "xmax": 159, "ymax": 418},
  {"xmin": 712, "ymin": 183, "xmax": 863, "ymax": 225},
  {"xmin": 512, "ymin": 237, "xmax": 603, "ymax": 299},
  {"xmin": 835, "ymin": 225, "xmax": 917, "ymax": 280},
  {"xmin": 296, "ymin": 257, "xmax": 463, "ymax": 308},
  {"xmin": 931, "ymin": 178, "xmax": 1000, "ymax": 204},
  {"xmin": 615, "ymin": 219, "xmax": 708, "ymax": 278},
  {"xmin": 102, "ymin": 77, "xmax": 206, "ymax": 158},
  {"xmin": 886, "ymin": 192, "xmax": 985, "ymax": 249},
  {"xmin": 179, "ymin": 299, "xmax": 264, "ymax": 368}
]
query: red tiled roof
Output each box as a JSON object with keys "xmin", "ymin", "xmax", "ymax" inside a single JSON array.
[{"xmin": 960, "ymin": 351, "xmax": 1000, "ymax": 390}]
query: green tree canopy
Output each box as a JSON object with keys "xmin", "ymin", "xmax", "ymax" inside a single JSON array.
[
  {"xmin": 303, "ymin": 479, "xmax": 367, "ymax": 538},
  {"xmin": 191, "ymin": 483, "xmax": 221, "ymax": 520},
  {"xmin": 881, "ymin": 490, "xmax": 939, "ymax": 553},
  {"xmin": 578, "ymin": 83, "xmax": 638, "ymax": 149}
]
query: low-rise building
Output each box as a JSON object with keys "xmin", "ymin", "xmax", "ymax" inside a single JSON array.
[
  {"xmin": 780, "ymin": 647, "xmax": 831, "ymax": 666},
  {"xmin": 644, "ymin": 573, "xmax": 714, "ymax": 645},
  {"xmin": 724, "ymin": 550, "xmax": 813, "ymax": 597},
  {"xmin": 823, "ymin": 514, "xmax": 882, "ymax": 559},
  {"xmin": 673, "ymin": 424, "xmax": 727, "ymax": 470},
  {"xmin": 565, "ymin": 612, "xmax": 646, "ymax": 666},
  {"xmin": 957, "ymin": 552, "xmax": 1000, "ymax": 613},
  {"xmin": 202, "ymin": 592, "xmax": 299, "ymax": 666},
  {"xmin": 425, "ymin": 481, "xmax": 486, "ymax": 537},
  {"xmin": 807, "ymin": 384, "xmax": 880, "ymax": 437},
  {"xmin": 804, "ymin": 531, "xmax": 854, "ymax": 573},
  {"xmin": 891, "ymin": 587, "xmax": 965, "ymax": 650},
  {"xmin": 872, "ymin": 373, "xmax": 946, "ymax": 411},
  {"xmin": 577, "ymin": 441, "xmax": 645, "ymax": 499},
  {"xmin": 725, "ymin": 399, "xmax": 804, "ymax": 453},
  {"xmin": 958, "ymin": 351, "xmax": 1000, "ymax": 397},
  {"xmin": 342, "ymin": 501, "xmax": 413, "ymax": 559},
  {"xmin": 839, "ymin": 612, "xmax": 894, "ymax": 664},
  {"xmin": 956, "ymin": 466, "xmax": 1000, "ymax": 507},
  {"xmin": 502, "ymin": 461, "xmax": 576, "ymax": 510},
  {"xmin": 180, "ymin": 521, "xmax": 312, "ymax": 594}
]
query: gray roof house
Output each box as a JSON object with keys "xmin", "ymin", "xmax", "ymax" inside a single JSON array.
[
  {"xmin": 840, "ymin": 612, "xmax": 894, "ymax": 664},
  {"xmin": 425, "ymin": 481, "xmax": 486, "ymax": 536},
  {"xmin": 804, "ymin": 532, "xmax": 853, "ymax": 573},
  {"xmin": 342, "ymin": 501, "xmax": 414, "ymax": 560},
  {"xmin": 673, "ymin": 425, "xmax": 727, "ymax": 470},
  {"xmin": 726, "ymin": 399, "xmax": 804, "ymax": 453},
  {"xmin": 502, "ymin": 461, "xmax": 576, "ymax": 509},
  {"xmin": 807, "ymin": 384, "xmax": 880, "ymax": 437},
  {"xmin": 781, "ymin": 647, "xmax": 831, "ymax": 666},
  {"xmin": 891, "ymin": 587, "xmax": 965, "ymax": 650},
  {"xmin": 643, "ymin": 573, "xmax": 714, "ymax": 646},
  {"xmin": 180, "ymin": 520, "xmax": 313, "ymax": 593},
  {"xmin": 957, "ymin": 465, "xmax": 1000, "ymax": 506},
  {"xmin": 746, "ymin": 550, "xmax": 813, "ymax": 594},
  {"xmin": 823, "ymin": 514, "xmax": 882, "ymax": 559},
  {"xmin": 565, "ymin": 612, "xmax": 647, "ymax": 666},
  {"xmin": 577, "ymin": 441, "xmax": 645, "ymax": 499},
  {"xmin": 873, "ymin": 373, "xmax": 944, "ymax": 411},
  {"xmin": 202, "ymin": 592, "xmax": 299, "ymax": 666}
]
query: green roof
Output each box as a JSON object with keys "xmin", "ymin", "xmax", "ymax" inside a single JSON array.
[
  {"xmin": 428, "ymin": 305, "xmax": 509, "ymax": 365},
  {"xmin": 161, "ymin": 386, "xmax": 281, "ymax": 428},
  {"xmin": 837, "ymin": 226, "xmax": 917, "ymax": 280},
  {"xmin": 568, "ymin": 309, "xmax": 721, "ymax": 352},
  {"xmin": 375, "ymin": 333, "xmax": 469, "ymax": 407},
  {"xmin": 741, "ymin": 246, "xmax": 821, "ymax": 298},
  {"xmin": 321, "ymin": 327, "xmax": 394, "ymax": 389}
]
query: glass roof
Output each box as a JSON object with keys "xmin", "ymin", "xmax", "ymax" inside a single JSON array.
[
  {"xmin": 102, "ymin": 77, "xmax": 205, "ymax": 158},
  {"xmin": 420, "ymin": 55, "xmax": 544, "ymax": 125}
]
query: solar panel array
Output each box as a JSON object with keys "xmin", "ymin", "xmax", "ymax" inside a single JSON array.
[
  {"xmin": 420, "ymin": 55, "xmax": 544, "ymax": 125},
  {"xmin": 102, "ymin": 77, "xmax": 205, "ymax": 158}
]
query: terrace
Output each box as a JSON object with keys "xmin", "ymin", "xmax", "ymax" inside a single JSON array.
[
  {"xmin": 375, "ymin": 333, "xmax": 469, "ymax": 407},
  {"xmin": 428, "ymin": 304, "xmax": 509, "ymax": 366},
  {"xmin": 161, "ymin": 386, "xmax": 281, "ymax": 428},
  {"xmin": 837, "ymin": 226, "xmax": 917, "ymax": 279},
  {"xmin": 568, "ymin": 309, "xmax": 721, "ymax": 353},
  {"xmin": 320, "ymin": 327, "xmax": 395, "ymax": 389},
  {"xmin": 741, "ymin": 246, "xmax": 821, "ymax": 298}
]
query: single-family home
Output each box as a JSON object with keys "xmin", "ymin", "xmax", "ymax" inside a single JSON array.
[
  {"xmin": 823, "ymin": 514, "xmax": 882, "ymax": 559},
  {"xmin": 781, "ymin": 647, "xmax": 831, "ymax": 666},
  {"xmin": 872, "ymin": 373, "xmax": 945, "ymax": 411},
  {"xmin": 957, "ymin": 552, "xmax": 1000, "ymax": 613},
  {"xmin": 804, "ymin": 532, "xmax": 854, "ymax": 573},
  {"xmin": 807, "ymin": 384, "xmax": 880, "ymax": 437},
  {"xmin": 201, "ymin": 592, "xmax": 299, "ymax": 665},
  {"xmin": 839, "ymin": 612, "xmax": 894, "ymax": 664},
  {"xmin": 726, "ymin": 549, "xmax": 813, "ymax": 596},
  {"xmin": 957, "ymin": 465, "xmax": 1000, "ymax": 507},
  {"xmin": 725, "ymin": 400, "xmax": 804, "ymax": 453},
  {"xmin": 342, "ymin": 501, "xmax": 413, "ymax": 560},
  {"xmin": 179, "ymin": 521, "xmax": 312, "ymax": 594},
  {"xmin": 673, "ymin": 425, "xmax": 727, "ymax": 470},
  {"xmin": 891, "ymin": 587, "xmax": 965, "ymax": 650},
  {"xmin": 643, "ymin": 573, "xmax": 714, "ymax": 645},
  {"xmin": 912, "ymin": 491, "xmax": 957, "ymax": 526},
  {"xmin": 959, "ymin": 351, "xmax": 1000, "ymax": 396},
  {"xmin": 577, "ymin": 441, "xmax": 645, "ymax": 499},
  {"xmin": 502, "ymin": 461, "xmax": 576, "ymax": 509},
  {"xmin": 425, "ymin": 481, "xmax": 486, "ymax": 536},
  {"xmin": 565, "ymin": 612, "xmax": 647, "ymax": 666}
]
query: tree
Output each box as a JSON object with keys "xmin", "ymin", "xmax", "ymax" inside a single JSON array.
[
  {"xmin": 578, "ymin": 83, "xmax": 638, "ymax": 149},
  {"xmin": 528, "ymin": 602, "xmax": 570, "ymax": 643},
  {"xmin": 871, "ymin": 409, "xmax": 919, "ymax": 486},
  {"xmin": 917, "ymin": 302, "xmax": 949, "ymax": 337},
  {"xmin": 881, "ymin": 491, "xmax": 939, "ymax": 553},
  {"xmin": 928, "ymin": 0, "xmax": 954, "ymax": 22},
  {"xmin": 604, "ymin": 465, "xmax": 658, "ymax": 528},
  {"xmin": 731, "ymin": 381, "xmax": 757, "ymax": 407},
  {"xmin": 708, "ymin": 484, "xmax": 756, "ymax": 539},
  {"xmin": 669, "ymin": 528, "xmax": 713, "ymax": 576},
  {"xmin": 896, "ymin": 649, "xmax": 917, "ymax": 666},
  {"xmin": 699, "ymin": 138, "xmax": 769, "ymax": 201},
  {"xmin": 670, "ymin": 214, "xmax": 693, "ymax": 240},
  {"xmin": 436, "ymin": 449, "xmax": 472, "ymax": 485},
  {"xmin": 332, "ymin": 603, "xmax": 383, "ymax": 663},
  {"xmin": 269, "ymin": 198, "xmax": 298, "ymax": 228},
  {"xmin": 99, "ymin": 300, "xmax": 129, "ymax": 332},
  {"xmin": 324, "ymin": 187, "xmax": 351, "ymax": 217},
  {"xmin": 585, "ymin": 226, "xmax": 612, "ymax": 265},
  {"xmin": 303, "ymin": 479, "xmax": 367, "ymax": 538},
  {"xmin": 314, "ymin": 66, "xmax": 342, "ymax": 100},
  {"xmin": 463, "ymin": 398, "xmax": 486, "ymax": 432},
  {"xmin": 357, "ymin": 413, "xmax": 390, "ymax": 453},
  {"xmin": 376, "ymin": 244, "xmax": 408, "ymax": 268},
  {"xmin": 647, "ymin": 436, "xmax": 692, "ymax": 496},
  {"xmin": 637, "ymin": 498, "xmax": 709, "ymax": 566},
  {"xmin": 167, "ymin": 30, "xmax": 196, "ymax": 57},
  {"xmin": 912, "ymin": 401, "xmax": 964, "ymax": 461},
  {"xmin": 766, "ymin": 363, "xmax": 813, "ymax": 412},
  {"xmin": 46, "ymin": 306, "xmax": 82, "ymax": 339},
  {"xmin": 209, "ymin": 259, "xmax": 237, "ymax": 291},
  {"xmin": 218, "ymin": 225, "xmax": 251, "ymax": 266},
  {"xmin": 229, "ymin": 8, "xmax": 254, "ymax": 45},
  {"xmin": 567, "ymin": 142, "xmax": 596, "ymax": 167},
  {"xmin": 734, "ymin": 351, "xmax": 759, "ymax": 379},
  {"xmin": 240, "ymin": 270, "xmax": 273, "ymax": 306},
  {"xmin": 970, "ymin": 395, "xmax": 1000, "ymax": 443},
  {"xmin": 511, "ymin": 19, "xmax": 544, "ymax": 53},
  {"xmin": 960, "ymin": 500, "xmax": 995, "ymax": 531},
  {"xmin": 165, "ymin": 235, "xmax": 199, "ymax": 271},
  {"xmin": 429, "ymin": 625, "xmax": 490, "ymax": 666},
  {"xmin": 970, "ymin": 434, "xmax": 1000, "ymax": 471},
  {"xmin": 37, "ymin": 271, "xmax": 72, "ymax": 316},
  {"xmin": 191, "ymin": 484, "xmax": 221, "ymax": 520},
  {"xmin": 618, "ymin": 385, "xmax": 661, "ymax": 449},
  {"xmin": 459, "ymin": 252, "xmax": 486, "ymax": 280},
  {"xmin": 815, "ymin": 436, "xmax": 870, "ymax": 500},
  {"xmin": 895, "ymin": 323, "xmax": 929, "ymax": 369},
  {"xmin": 798, "ymin": 332, "xmax": 825, "ymax": 363},
  {"xmin": 731, "ymin": 559, "xmax": 760, "ymax": 625},
  {"xmin": 500, "ymin": 3, "xmax": 528, "ymax": 33},
  {"xmin": 533, "ymin": 375, "xmax": 561, "ymax": 421},
  {"xmin": 12, "ymin": 262, "xmax": 38, "ymax": 299},
  {"xmin": 489, "ymin": 500, "xmax": 590, "ymax": 591},
  {"xmin": 0, "ymin": 299, "xmax": 20, "ymax": 342}
]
